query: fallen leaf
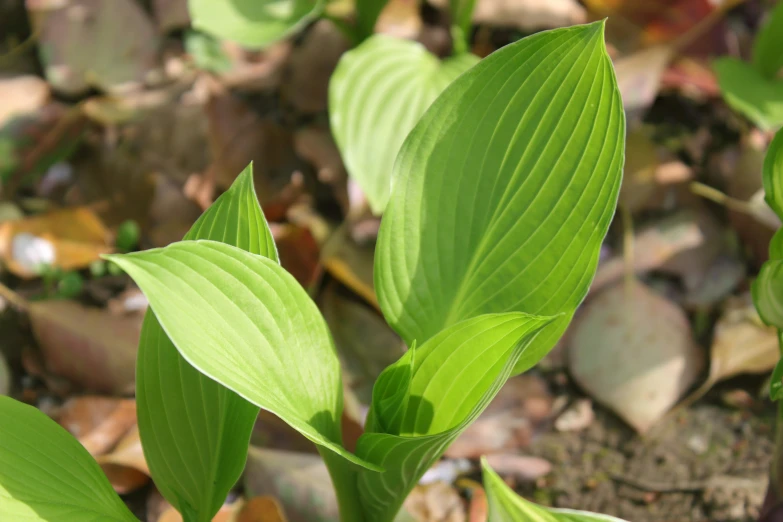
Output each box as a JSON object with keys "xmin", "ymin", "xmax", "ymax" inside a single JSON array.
[
  {"xmin": 26, "ymin": 0, "xmax": 160, "ymax": 95},
  {"xmin": 282, "ymin": 20, "xmax": 350, "ymax": 114},
  {"xmin": 375, "ymin": 0, "xmax": 422, "ymax": 39},
  {"xmin": 320, "ymin": 286, "xmax": 404, "ymax": 404},
  {"xmin": 466, "ymin": 485, "xmax": 488, "ymax": 522},
  {"xmin": 237, "ymin": 497, "xmax": 289, "ymax": 522},
  {"xmin": 554, "ymin": 398, "xmax": 595, "ymax": 432},
  {"xmin": 250, "ymin": 410, "xmax": 319, "ymax": 454},
  {"xmin": 569, "ymin": 280, "xmax": 704, "ymax": 433},
  {"xmin": 156, "ymin": 501, "xmax": 237, "ymax": 522},
  {"xmin": 618, "ymin": 128, "xmax": 662, "ymax": 212},
  {"xmin": 613, "ymin": 45, "xmax": 675, "ymax": 114},
  {"xmin": 29, "ymin": 299, "xmax": 141, "ymax": 394},
  {"xmin": 445, "ymin": 375, "xmax": 551, "ymax": 458},
  {"xmin": 685, "ymin": 294, "xmax": 779, "ymax": 403},
  {"xmin": 244, "ymin": 448, "xmax": 340, "ymax": 522},
  {"xmin": 96, "ymin": 424, "xmax": 150, "ymax": 494},
  {"xmin": 271, "ymin": 223, "xmax": 321, "ymax": 288},
  {"xmin": 420, "ymin": 459, "xmax": 473, "ymax": 486},
  {"xmin": 481, "ymin": 454, "xmax": 552, "ymax": 482},
  {"xmin": 152, "ymin": 0, "xmax": 190, "ymax": 33},
  {"xmin": 404, "ymin": 482, "xmax": 466, "ymax": 522},
  {"xmin": 0, "ymin": 75, "xmax": 50, "ymax": 127},
  {"xmin": 56, "ymin": 396, "xmax": 137, "ymax": 456},
  {"xmin": 321, "ymin": 225, "xmax": 377, "ymax": 309},
  {"xmin": 0, "ymin": 206, "xmax": 111, "ymax": 277},
  {"xmin": 454, "ymin": 0, "xmax": 586, "ymax": 31}
]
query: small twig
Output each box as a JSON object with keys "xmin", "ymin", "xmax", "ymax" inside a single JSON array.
[
  {"xmin": 690, "ymin": 181, "xmax": 757, "ymax": 214},
  {"xmin": 0, "ymin": 280, "xmax": 29, "ymax": 313}
]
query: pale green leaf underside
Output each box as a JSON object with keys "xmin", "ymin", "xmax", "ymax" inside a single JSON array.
[
  {"xmin": 764, "ymin": 129, "xmax": 783, "ymax": 219},
  {"xmin": 353, "ymin": 313, "xmax": 555, "ymax": 521},
  {"xmin": 329, "ymin": 35, "xmax": 478, "ymax": 213},
  {"xmin": 482, "ymin": 458, "xmax": 628, "ymax": 522},
  {"xmin": 108, "ymin": 241, "xmax": 380, "ymax": 471},
  {"xmin": 0, "ymin": 396, "xmax": 137, "ymax": 522},
  {"xmin": 188, "ymin": 0, "xmax": 322, "ymax": 49},
  {"xmin": 714, "ymin": 58, "xmax": 783, "ymax": 130},
  {"xmin": 752, "ymin": 0, "xmax": 783, "ymax": 80},
  {"xmin": 375, "ymin": 22, "xmax": 625, "ymax": 375},
  {"xmin": 136, "ymin": 165, "xmax": 278, "ymax": 520}
]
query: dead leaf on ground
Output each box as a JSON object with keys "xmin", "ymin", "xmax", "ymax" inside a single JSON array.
[
  {"xmin": 55, "ymin": 396, "xmax": 137, "ymax": 455},
  {"xmin": 0, "ymin": 75, "xmax": 50, "ymax": 127},
  {"xmin": 375, "ymin": 0, "xmax": 422, "ymax": 39},
  {"xmin": 26, "ymin": 0, "xmax": 160, "ymax": 95},
  {"xmin": 430, "ymin": 0, "xmax": 586, "ymax": 31},
  {"xmin": 237, "ymin": 496, "xmax": 289, "ymax": 522},
  {"xmin": 613, "ymin": 45, "xmax": 675, "ymax": 114},
  {"xmin": 466, "ymin": 485, "xmax": 488, "ymax": 522},
  {"xmin": 569, "ymin": 280, "xmax": 704, "ymax": 433},
  {"xmin": 0, "ymin": 207, "xmax": 111, "ymax": 277},
  {"xmin": 293, "ymin": 126, "xmax": 348, "ymax": 213},
  {"xmin": 684, "ymin": 294, "xmax": 779, "ymax": 405},
  {"xmin": 244, "ymin": 448, "xmax": 340, "ymax": 522},
  {"xmin": 96, "ymin": 424, "xmax": 150, "ymax": 494},
  {"xmin": 282, "ymin": 20, "xmax": 350, "ymax": 114},
  {"xmin": 404, "ymin": 482, "xmax": 466, "ymax": 522},
  {"xmin": 554, "ymin": 398, "xmax": 595, "ymax": 432},
  {"xmin": 445, "ymin": 374, "xmax": 551, "ymax": 458},
  {"xmin": 152, "ymin": 0, "xmax": 190, "ymax": 33},
  {"xmin": 156, "ymin": 500, "xmax": 237, "ymax": 522},
  {"xmin": 321, "ymin": 225, "xmax": 378, "ymax": 309},
  {"xmin": 320, "ymin": 285, "xmax": 404, "ymax": 404},
  {"xmin": 29, "ymin": 299, "xmax": 141, "ymax": 394},
  {"xmin": 271, "ymin": 223, "xmax": 321, "ymax": 289}
]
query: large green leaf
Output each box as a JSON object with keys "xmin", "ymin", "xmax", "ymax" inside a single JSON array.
[
  {"xmin": 188, "ymin": 0, "xmax": 323, "ymax": 49},
  {"xmin": 753, "ymin": 260, "xmax": 783, "ymax": 330},
  {"xmin": 752, "ymin": 0, "xmax": 783, "ymax": 80},
  {"xmin": 765, "ymin": 129, "xmax": 783, "ymax": 219},
  {"xmin": 107, "ymin": 241, "xmax": 378, "ymax": 472},
  {"xmin": 482, "ymin": 458, "xmax": 627, "ymax": 521},
  {"xmin": 352, "ymin": 313, "xmax": 555, "ymax": 521},
  {"xmin": 0, "ymin": 396, "xmax": 137, "ymax": 521},
  {"xmin": 136, "ymin": 165, "xmax": 278, "ymax": 521},
  {"xmin": 374, "ymin": 22, "xmax": 625, "ymax": 374},
  {"xmin": 329, "ymin": 35, "xmax": 478, "ymax": 214},
  {"xmin": 714, "ymin": 58, "xmax": 783, "ymax": 130}
]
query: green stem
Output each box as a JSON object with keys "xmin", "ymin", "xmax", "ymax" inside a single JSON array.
[{"xmin": 319, "ymin": 447, "xmax": 366, "ymax": 522}]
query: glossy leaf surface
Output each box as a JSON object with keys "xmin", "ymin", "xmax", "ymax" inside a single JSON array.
[
  {"xmin": 374, "ymin": 22, "xmax": 625, "ymax": 374},
  {"xmin": 135, "ymin": 165, "xmax": 278, "ymax": 521},
  {"xmin": 330, "ymin": 35, "xmax": 478, "ymax": 213}
]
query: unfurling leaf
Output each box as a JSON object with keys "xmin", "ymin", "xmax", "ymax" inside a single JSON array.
[
  {"xmin": 107, "ymin": 240, "xmax": 378, "ymax": 471},
  {"xmin": 0, "ymin": 396, "xmax": 137, "ymax": 521},
  {"xmin": 354, "ymin": 313, "xmax": 555, "ymax": 521},
  {"xmin": 764, "ymin": 129, "xmax": 783, "ymax": 220},
  {"xmin": 188, "ymin": 0, "xmax": 323, "ymax": 49},
  {"xmin": 330, "ymin": 35, "xmax": 478, "ymax": 213},
  {"xmin": 375, "ymin": 21, "xmax": 625, "ymax": 375},
  {"xmin": 482, "ymin": 457, "xmax": 628, "ymax": 521},
  {"xmin": 134, "ymin": 165, "xmax": 279, "ymax": 520}
]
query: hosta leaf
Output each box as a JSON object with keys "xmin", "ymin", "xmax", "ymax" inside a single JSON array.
[
  {"xmin": 351, "ymin": 313, "xmax": 555, "ymax": 521},
  {"xmin": 329, "ymin": 35, "xmax": 478, "ymax": 214},
  {"xmin": 136, "ymin": 165, "xmax": 278, "ymax": 521},
  {"xmin": 107, "ymin": 241, "xmax": 378, "ymax": 471},
  {"xmin": 0, "ymin": 396, "xmax": 136, "ymax": 521},
  {"xmin": 482, "ymin": 457, "xmax": 628, "ymax": 521},
  {"xmin": 188, "ymin": 0, "xmax": 323, "ymax": 49},
  {"xmin": 752, "ymin": 0, "xmax": 783, "ymax": 80},
  {"xmin": 770, "ymin": 336, "xmax": 783, "ymax": 401},
  {"xmin": 752, "ymin": 260, "xmax": 783, "ymax": 330},
  {"xmin": 764, "ymin": 129, "xmax": 783, "ymax": 220},
  {"xmin": 375, "ymin": 22, "xmax": 624, "ymax": 374},
  {"xmin": 714, "ymin": 58, "xmax": 783, "ymax": 130}
]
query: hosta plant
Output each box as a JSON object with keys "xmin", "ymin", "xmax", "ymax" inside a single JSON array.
[
  {"xmin": 753, "ymin": 128, "xmax": 783, "ymax": 516},
  {"xmin": 714, "ymin": 0, "xmax": 783, "ymax": 130},
  {"xmin": 0, "ymin": 22, "xmax": 626, "ymax": 522}
]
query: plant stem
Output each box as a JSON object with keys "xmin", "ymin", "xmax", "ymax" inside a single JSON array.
[{"xmin": 319, "ymin": 448, "xmax": 366, "ymax": 522}]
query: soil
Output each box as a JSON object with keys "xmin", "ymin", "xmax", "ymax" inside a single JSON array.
[{"xmin": 520, "ymin": 381, "xmax": 775, "ymax": 522}]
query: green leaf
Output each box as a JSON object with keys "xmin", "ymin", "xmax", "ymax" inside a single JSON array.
[
  {"xmin": 374, "ymin": 22, "xmax": 624, "ymax": 374},
  {"xmin": 354, "ymin": 0, "xmax": 390, "ymax": 42},
  {"xmin": 714, "ymin": 57, "xmax": 783, "ymax": 130},
  {"xmin": 752, "ymin": 0, "xmax": 783, "ymax": 79},
  {"xmin": 0, "ymin": 396, "xmax": 137, "ymax": 521},
  {"xmin": 329, "ymin": 35, "xmax": 478, "ymax": 214},
  {"xmin": 449, "ymin": 0, "xmax": 476, "ymax": 53},
  {"xmin": 752, "ymin": 260, "xmax": 783, "ymax": 330},
  {"xmin": 135, "ymin": 165, "xmax": 278, "ymax": 521},
  {"xmin": 764, "ymin": 129, "xmax": 783, "ymax": 219},
  {"xmin": 482, "ymin": 457, "xmax": 628, "ymax": 522},
  {"xmin": 106, "ymin": 240, "xmax": 379, "ymax": 472},
  {"xmin": 350, "ymin": 312, "xmax": 555, "ymax": 521},
  {"xmin": 188, "ymin": 0, "xmax": 323, "ymax": 49}
]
